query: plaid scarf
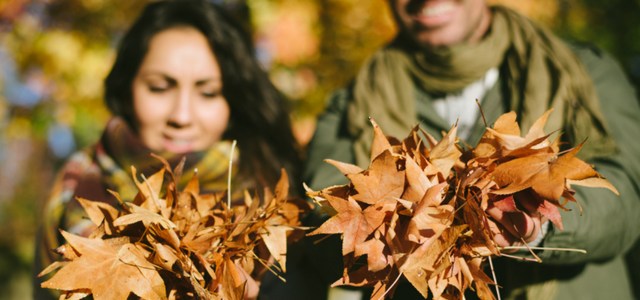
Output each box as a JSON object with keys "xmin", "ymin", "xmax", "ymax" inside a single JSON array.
[{"xmin": 97, "ymin": 117, "xmax": 241, "ymax": 201}]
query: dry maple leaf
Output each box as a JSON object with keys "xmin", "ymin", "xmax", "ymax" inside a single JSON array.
[
  {"xmin": 491, "ymin": 141, "xmax": 606, "ymax": 202},
  {"xmin": 42, "ymin": 231, "xmax": 166, "ymax": 300},
  {"xmin": 307, "ymin": 111, "xmax": 618, "ymax": 300},
  {"xmin": 486, "ymin": 109, "xmax": 552, "ymax": 151},
  {"xmin": 429, "ymin": 125, "xmax": 463, "ymax": 179},
  {"xmin": 348, "ymin": 150, "xmax": 405, "ymax": 205},
  {"xmin": 41, "ymin": 156, "xmax": 310, "ymax": 300},
  {"xmin": 308, "ymin": 195, "xmax": 388, "ymax": 255}
]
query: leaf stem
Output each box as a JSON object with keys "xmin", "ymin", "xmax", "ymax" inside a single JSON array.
[
  {"xmin": 488, "ymin": 256, "xmax": 501, "ymax": 300},
  {"xmin": 499, "ymin": 253, "xmax": 539, "ymax": 262},
  {"xmin": 251, "ymin": 251, "xmax": 286, "ymax": 282},
  {"xmin": 376, "ymin": 270, "xmax": 403, "ymax": 300},
  {"xmin": 228, "ymin": 140, "xmax": 237, "ymax": 209},
  {"xmin": 476, "ymin": 99, "xmax": 487, "ymax": 128},
  {"xmin": 312, "ymin": 234, "xmax": 334, "ymax": 245},
  {"xmin": 500, "ymin": 246, "xmax": 587, "ymax": 253}
]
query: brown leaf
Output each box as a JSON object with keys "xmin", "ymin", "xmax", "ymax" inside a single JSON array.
[
  {"xmin": 486, "ymin": 109, "xmax": 552, "ymax": 151},
  {"xmin": 348, "ymin": 150, "xmax": 405, "ymax": 205},
  {"xmin": 260, "ymin": 224, "xmax": 292, "ymax": 272},
  {"xmin": 42, "ymin": 232, "xmax": 166, "ymax": 300},
  {"xmin": 38, "ymin": 261, "xmax": 68, "ymax": 278},
  {"xmin": 331, "ymin": 265, "xmax": 391, "ymax": 288},
  {"xmin": 492, "ymin": 141, "xmax": 599, "ymax": 201},
  {"xmin": 274, "ymin": 168, "xmax": 290, "ymax": 202},
  {"xmin": 75, "ymin": 197, "xmax": 120, "ymax": 235},
  {"xmin": 402, "ymin": 155, "xmax": 435, "ymax": 203},
  {"xmin": 221, "ymin": 258, "xmax": 245, "ymax": 300},
  {"xmin": 43, "ymin": 154, "xmax": 304, "ymax": 300},
  {"xmin": 401, "ymin": 225, "xmax": 466, "ymax": 298},
  {"xmin": 429, "ymin": 125, "xmax": 462, "ymax": 178},
  {"xmin": 370, "ymin": 119, "xmax": 392, "ymax": 162},
  {"xmin": 54, "ymin": 243, "xmax": 79, "ymax": 260},
  {"xmin": 354, "ymin": 238, "xmax": 388, "ymax": 272},
  {"xmin": 518, "ymin": 191, "xmax": 564, "ymax": 231},
  {"xmin": 131, "ymin": 166, "xmax": 165, "ymax": 212},
  {"xmin": 567, "ymin": 177, "xmax": 619, "ymax": 195},
  {"xmin": 149, "ymin": 223, "xmax": 181, "ymax": 251},
  {"xmin": 307, "ymin": 195, "xmax": 387, "ymax": 255},
  {"xmin": 326, "ymin": 159, "xmax": 364, "ymax": 176},
  {"xmin": 196, "ymin": 193, "xmax": 219, "ymax": 216},
  {"xmin": 66, "ymin": 290, "xmax": 93, "ymax": 300},
  {"xmin": 406, "ymin": 183, "xmax": 453, "ymax": 244},
  {"xmin": 152, "ymin": 243, "xmax": 179, "ymax": 271},
  {"xmin": 111, "ymin": 244, "xmax": 166, "ymax": 300},
  {"xmin": 492, "ymin": 195, "xmax": 520, "ymax": 213},
  {"xmin": 114, "ymin": 203, "xmax": 177, "ymax": 230}
]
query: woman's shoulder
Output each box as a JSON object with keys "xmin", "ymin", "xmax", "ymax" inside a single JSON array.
[
  {"xmin": 50, "ymin": 147, "xmax": 100, "ymax": 203},
  {"xmin": 58, "ymin": 147, "xmax": 97, "ymax": 181}
]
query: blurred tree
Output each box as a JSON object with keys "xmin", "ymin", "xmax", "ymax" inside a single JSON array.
[{"xmin": 555, "ymin": 0, "xmax": 640, "ymax": 87}]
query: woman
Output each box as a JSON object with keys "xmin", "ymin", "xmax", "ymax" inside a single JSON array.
[{"xmin": 34, "ymin": 1, "xmax": 304, "ymax": 299}]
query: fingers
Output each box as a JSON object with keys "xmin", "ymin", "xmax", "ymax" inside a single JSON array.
[
  {"xmin": 486, "ymin": 206, "xmax": 542, "ymax": 245},
  {"xmin": 488, "ymin": 219, "xmax": 519, "ymax": 250},
  {"xmin": 486, "ymin": 206, "xmax": 535, "ymax": 240},
  {"xmin": 237, "ymin": 263, "xmax": 260, "ymax": 300},
  {"xmin": 515, "ymin": 192, "xmax": 549, "ymax": 225}
]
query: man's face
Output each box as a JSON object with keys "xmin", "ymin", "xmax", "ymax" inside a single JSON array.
[{"xmin": 390, "ymin": 0, "xmax": 490, "ymax": 48}]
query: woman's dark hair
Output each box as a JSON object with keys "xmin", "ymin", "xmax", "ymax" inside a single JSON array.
[{"xmin": 104, "ymin": 0, "xmax": 301, "ymax": 190}]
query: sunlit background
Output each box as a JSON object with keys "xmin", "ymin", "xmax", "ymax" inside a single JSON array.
[{"xmin": 1, "ymin": 0, "xmax": 639, "ymax": 298}]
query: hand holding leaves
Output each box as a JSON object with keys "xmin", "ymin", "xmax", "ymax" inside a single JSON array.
[{"xmin": 307, "ymin": 109, "xmax": 618, "ymax": 300}]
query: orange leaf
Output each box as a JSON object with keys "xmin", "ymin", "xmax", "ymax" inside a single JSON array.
[
  {"xmin": 492, "ymin": 141, "xmax": 599, "ymax": 201},
  {"xmin": 370, "ymin": 119, "xmax": 392, "ymax": 162},
  {"xmin": 348, "ymin": 150, "xmax": 405, "ymax": 205},
  {"xmin": 308, "ymin": 195, "xmax": 387, "ymax": 255},
  {"xmin": 42, "ymin": 232, "xmax": 166, "ymax": 300},
  {"xmin": 429, "ymin": 125, "xmax": 462, "ymax": 178},
  {"xmin": 355, "ymin": 238, "xmax": 388, "ymax": 272}
]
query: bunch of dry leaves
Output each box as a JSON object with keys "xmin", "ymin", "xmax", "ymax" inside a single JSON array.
[
  {"xmin": 306, "ymin": 109, "xmax": 618, "ymax": 300},
  {"xmin": 39, "ymin": 155, "xmax": 312, "ymax": 300}
]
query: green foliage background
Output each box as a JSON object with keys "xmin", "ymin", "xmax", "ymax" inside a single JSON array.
[{"xmin": 0, "ymin": 0, "xmax": 639, "ymax": 298}]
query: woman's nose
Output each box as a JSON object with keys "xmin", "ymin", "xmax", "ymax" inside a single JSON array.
[{"xmin": 167, "ymin": 88, "xmax": 193, "ymax": 128}]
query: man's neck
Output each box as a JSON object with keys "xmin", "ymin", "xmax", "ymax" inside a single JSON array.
[{"xmin": 465, "ymin": 5, "xmax": 492, "ymax": 45}]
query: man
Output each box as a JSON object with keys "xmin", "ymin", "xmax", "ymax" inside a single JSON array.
[{"xmin": 304, "ymin": 0, "xmax": 640, "ymax": 299}]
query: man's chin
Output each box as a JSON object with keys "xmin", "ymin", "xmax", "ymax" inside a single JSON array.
[{"xmin": 412, "ymin": 28, "xmax": 468, "ymax": 48}]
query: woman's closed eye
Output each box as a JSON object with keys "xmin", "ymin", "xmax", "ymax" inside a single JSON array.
[
  {"xmin": 201, "ymin": 90, "xmax": 221, "ymax": 98},
  {"xmin": 149, "ymin": 85, "xmax": 168, "ymax": 92},
  {"xmin": 198, "ymin": 81, "xmax": 222, "ymax": 98},
  {"xmin": 147, "ymin": 77, "xmax": 176, "ymax": 92}
]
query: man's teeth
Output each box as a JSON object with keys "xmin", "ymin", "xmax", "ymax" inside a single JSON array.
[{"xmin": 421, "ymin": 2, "xmax": 455, "ymax": 17}]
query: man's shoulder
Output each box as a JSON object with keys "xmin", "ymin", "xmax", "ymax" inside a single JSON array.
[
  {"xmin": 567, "ymin": 42, "xmax": 627, "ymax": 84},
  {"xmin": 323, "ymin": 84, "xmax": 354, "ymax": 114},
  {"xmin": 567, "ymin": 41, "xmax": 604, "ymax": 59}
]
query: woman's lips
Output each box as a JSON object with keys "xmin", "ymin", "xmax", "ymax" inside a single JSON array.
[
  {"xmin": 163, "ymin": 138, "xmax": 194, "ymax": 153},
  {"xmin": 411, "ymin": 1, "xmax": 457, "ymax": 28}
]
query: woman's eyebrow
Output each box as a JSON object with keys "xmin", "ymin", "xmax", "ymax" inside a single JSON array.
[
  {"xmin": 141, "ymin": 71, "xmax": 177, "ymax": 83},
  {"xmin": 195, "ymin": 78, "xmax": 221, "ymax": 86}
]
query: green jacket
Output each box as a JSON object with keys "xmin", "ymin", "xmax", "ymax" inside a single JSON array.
[{"xmin": 303, "ymin": 44, "xmax": 640, "ymax": 300}]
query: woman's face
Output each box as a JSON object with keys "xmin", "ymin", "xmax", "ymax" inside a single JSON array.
[{"xmin": 132, "ymin": 27, "xmax": 230, "ymax": 153}]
